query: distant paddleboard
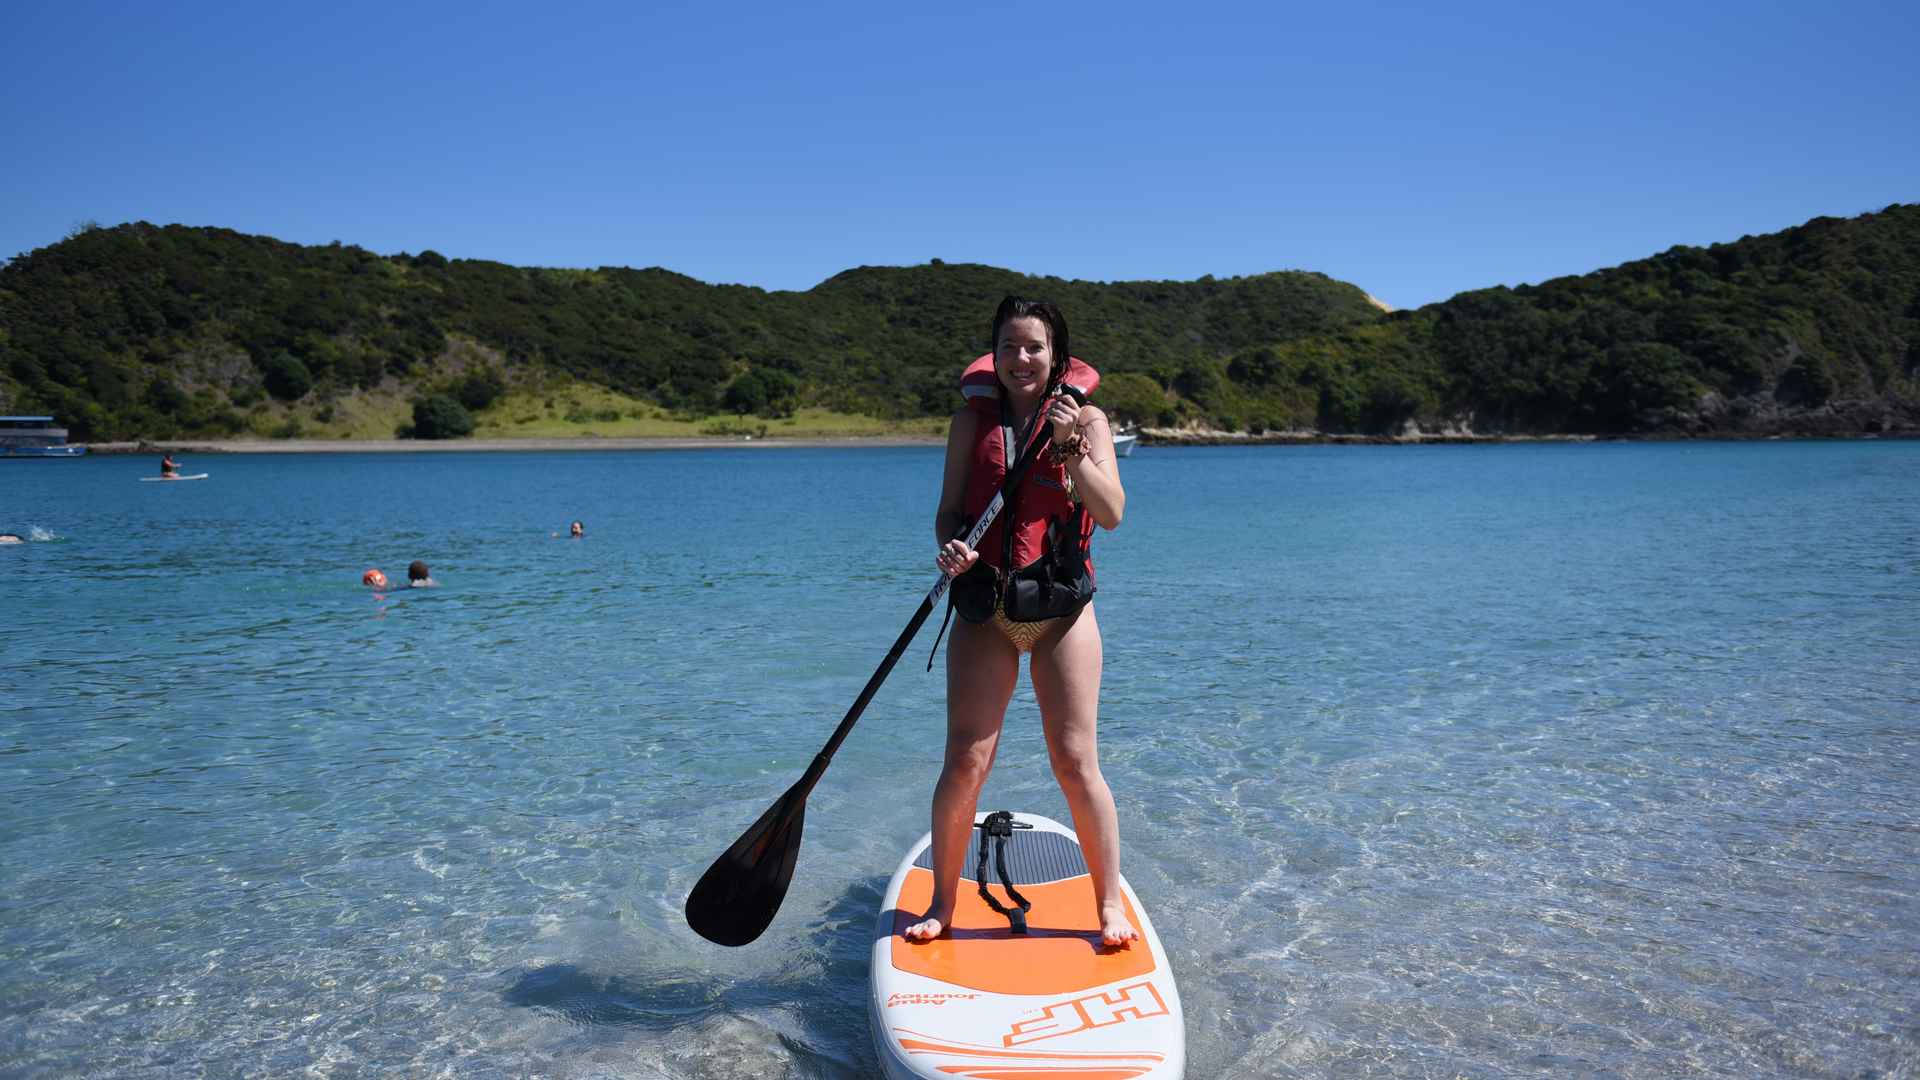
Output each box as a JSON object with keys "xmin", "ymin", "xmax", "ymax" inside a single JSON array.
[
  {"xmin": 140, "ymin": 474, "xmax": 209, "ymax": 482},
  {"xmin": 870, "ymin": 811, "xmax": 1184, "ymax": 1079}
]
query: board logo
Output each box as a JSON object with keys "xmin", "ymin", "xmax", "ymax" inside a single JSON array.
[
  {"xmin": 1003, "ymin": 980, "xmax": 1169, "ymax": 1046},
  {"xmin": 886, "ymin": 992, "xmax": 979, "ymax": 1008}
]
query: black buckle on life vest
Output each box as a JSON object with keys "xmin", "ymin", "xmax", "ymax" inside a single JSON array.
[{"xmin": 974, "ymin": 811, "xmax": 1034, "ymax": 934}]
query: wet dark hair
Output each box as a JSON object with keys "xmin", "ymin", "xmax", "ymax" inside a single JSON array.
[
  {"xmin": 989, "ymin": 296, "xmax": 1071, "ymax": 394},
  {"xmin": 408, "ymin": 560, "xmax": 429, "ymax": 580}
]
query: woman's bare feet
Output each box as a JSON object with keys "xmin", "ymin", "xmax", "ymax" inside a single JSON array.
[
  {"xmin": 903, "ymin": 908, "xmax": 952, "ymax": 942},
  {"xmin": 1099, "ymin": 903, "xmax": 1139, "ymax": 947}
]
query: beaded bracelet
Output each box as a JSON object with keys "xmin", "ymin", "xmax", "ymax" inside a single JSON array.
[{"xmin": 1048, "ymin": 432, "xmax": 1091, "ymax": 465}]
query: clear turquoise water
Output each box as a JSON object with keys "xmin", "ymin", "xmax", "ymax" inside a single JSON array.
[{"xmin": 2, "ymin": 442, "xmax": 1916, "ymax": 1078}]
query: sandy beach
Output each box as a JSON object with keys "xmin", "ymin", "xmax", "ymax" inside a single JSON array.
[
  {"xmin": 77, "ymin": 429, "xmax": 1903, "ymax": 454},
  {"xmin": 81, "ymin": 427, "xmax": 1608, "ymax": 454},
  {"xmin": 80, "ymin": 435, "xmax": 944, "ymax": 454}
]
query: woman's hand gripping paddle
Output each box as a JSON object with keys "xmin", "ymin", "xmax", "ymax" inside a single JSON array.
[{"xmin": 685, "ymin": 386, "xmax": 1087, "ymax": 946}]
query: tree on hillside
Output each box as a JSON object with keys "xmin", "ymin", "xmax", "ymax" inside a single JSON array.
[
  {"xmin": 723, "ymin": 367, "xmax": 799, "ymax": 417},
  {"xmin": 263, "ymin": 353, "xmax": 313, "ymax": 401},
  {"xmin": 409, "ymin": 395, "xmax": 473, "ymax": 439},
  {"xmin": 456, "ymin": 370, "xmax": 504, "ymax": 410}
]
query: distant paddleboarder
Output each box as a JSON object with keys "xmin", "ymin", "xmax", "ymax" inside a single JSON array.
[{"xmin": 160, "ymin": 453, "xmax": 179, "ymax": 477}]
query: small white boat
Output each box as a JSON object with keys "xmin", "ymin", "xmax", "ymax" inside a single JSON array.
[{"xmin": 1112, "ymin": 427, "xmax": 1139, "ymax": 457}]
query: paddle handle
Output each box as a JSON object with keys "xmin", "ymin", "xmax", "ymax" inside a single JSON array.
[
  {"xmin": 800, "ymin": 385, "xmax": 1086, "ymax": 785},
  {"xmin": 924, "ymin": 486, "xmax": 1004, "ymax": 606}
]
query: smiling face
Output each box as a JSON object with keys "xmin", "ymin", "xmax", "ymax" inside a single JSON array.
[{"xmin": 994, "ymin": 316, "xmax": 1056, "ymax": 401}]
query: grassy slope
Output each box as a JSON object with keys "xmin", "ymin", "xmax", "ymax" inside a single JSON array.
[{"xmin": 211, "ymin": 380, "xmax": 945, "ymax": 441}]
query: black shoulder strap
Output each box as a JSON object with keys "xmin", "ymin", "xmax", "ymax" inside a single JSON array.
[
  {"xmin": 999, "ymin": 392, "xmax": 1021, "ymax": 574},
  {"xmin": 1000, "ymin": 389, "xmax": 1049, "ymax": 575},
  {"xmin": 925, "ymin": 601, "xmax": 955, "ymax": 671}
]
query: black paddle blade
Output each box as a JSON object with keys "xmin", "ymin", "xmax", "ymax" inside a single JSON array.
[{"xmin": 684, "ymin": 781, "xmax": 808, "ymax": 946}]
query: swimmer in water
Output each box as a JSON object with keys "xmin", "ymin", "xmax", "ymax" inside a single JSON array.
[
  {"xmin": 0, "ymin": 534, "xmax": 24, "ymax": 545},
  {"xmin": 407, "ymin": 561, "xmax": 437, "ymax": 588},
  {"xmin": 570, "ymin": 520, "xmax": 584, "ymax": 538}
]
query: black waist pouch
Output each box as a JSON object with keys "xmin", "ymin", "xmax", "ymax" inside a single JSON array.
[
  {"xmin": 951, "ymin": 561, "xmax": 999, "ymax": 624},
  {"xmin": 1003, "ymin": 514, "xmax": 1095, "ymax": 623}
]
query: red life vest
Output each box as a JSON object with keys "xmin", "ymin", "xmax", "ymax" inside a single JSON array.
[{"xmin": 959, "ymin": 353, "xmax": 1101, "ymax": 576}]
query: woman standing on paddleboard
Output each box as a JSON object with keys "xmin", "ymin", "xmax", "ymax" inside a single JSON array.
[{"xmin": 907, "ymin": 296, "xmax": 1134, "ymax": 947}]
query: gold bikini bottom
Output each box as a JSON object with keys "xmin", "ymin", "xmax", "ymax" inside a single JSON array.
[{"xmin": 988, "ymin": 608, "xmax": 1055, "ymax": 653}]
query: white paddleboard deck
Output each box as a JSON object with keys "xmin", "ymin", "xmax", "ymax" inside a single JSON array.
[
  {"xmin": 869, "ymin": 811, "xmax": 1184, "ymax": 1079},
  {"xmin": 140, "ymin": 473, "xmax": 209, "ymax": 481}
]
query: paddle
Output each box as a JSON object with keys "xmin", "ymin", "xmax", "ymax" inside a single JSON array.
[{"xmin": 685, "ymin": 385, "xmax": 1087, "ymax": 946}]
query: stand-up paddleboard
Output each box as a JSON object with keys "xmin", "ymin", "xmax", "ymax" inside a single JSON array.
[
  {"xmin": 140, "ymin": 473, "xmax": 209, "ymax": 482},
  {"xmin": 870, "ymin": 811, "xmax": 1184, "ymax": 1079}
]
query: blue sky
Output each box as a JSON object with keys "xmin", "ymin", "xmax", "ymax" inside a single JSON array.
[{"xmin": 3, "ymin": 0, "xmax": 1914, "ymax": 309}]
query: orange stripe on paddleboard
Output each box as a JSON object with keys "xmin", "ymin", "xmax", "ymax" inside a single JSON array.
[
  {"xmin": 896, "ymin": 1033, "xmax": 1163, "ymax": 1063},
  {"xmin": 925, "ymin": 1060, "xmax": 1136, "ymax": 1068}
]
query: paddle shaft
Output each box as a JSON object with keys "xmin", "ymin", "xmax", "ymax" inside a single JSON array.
[{"xmin": 791, "ymin": 385, "xmax": 1084, "ymax": 797}]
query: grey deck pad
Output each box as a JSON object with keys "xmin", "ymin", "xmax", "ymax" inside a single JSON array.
[{"xmin": 911, "ymin": 824, "xmax": 1089, "ymax": 885}]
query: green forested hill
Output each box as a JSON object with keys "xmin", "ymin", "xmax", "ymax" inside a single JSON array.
[
  {"xmin": 1357, "ymin": 202, "xmax": 1920, "ymax": 435},
  {"xmin": 1, "ymin": 205, "xmax": 1915, "ymax": 441}
]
